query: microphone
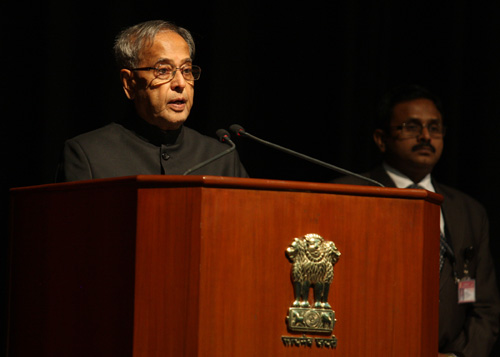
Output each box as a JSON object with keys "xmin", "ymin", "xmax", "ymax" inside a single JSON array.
[
  {"xmin": 229, "ymin": 124, "xmax": 384, "ymax": 187},
  {"xmin": 182, "ymin": 129, "xmax": 236, "ymax": 175}
]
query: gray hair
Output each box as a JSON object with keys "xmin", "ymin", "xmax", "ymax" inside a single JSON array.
[{"xmin": 114, "ymin": 20, "xmax": 195, "ymax": 69}]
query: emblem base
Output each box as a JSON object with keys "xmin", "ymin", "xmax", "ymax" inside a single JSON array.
[{"xmin": 286, "ymin": 307, "xmax": 336, "ymax": 333}]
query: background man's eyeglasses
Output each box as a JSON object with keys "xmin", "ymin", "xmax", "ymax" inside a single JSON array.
[{"xmin": 392, "ymin": 120, "xmax": 446, "ymax": 138}]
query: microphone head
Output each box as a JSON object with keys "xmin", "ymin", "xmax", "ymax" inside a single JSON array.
[
  {"xmin": 229, "ymin": 124, "xmax": 246, "ymax": 136},
  {"xmin": 216, "ymin": 129, "xmax": 231, "ymax": 142}
]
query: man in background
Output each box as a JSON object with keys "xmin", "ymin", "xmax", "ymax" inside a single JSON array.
[
  {"xmin": 57, "ymin": 20, "xmax": 247, "ymax": 181},
  {"xmin": 334, "ymin": 84, "xmax": 500, "ymax": 357}
]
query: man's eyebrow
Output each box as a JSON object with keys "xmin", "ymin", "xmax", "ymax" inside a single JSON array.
[
  {"xmin": 154, "ymin": 58, "xmax": 193, "ymax": 65},
  {"xmin": 406, "ymin": 117, "xmax": 442, "ymax": 122}
]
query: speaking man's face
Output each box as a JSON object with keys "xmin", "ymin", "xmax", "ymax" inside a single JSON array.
[{"xmin": 121, "ymin": 31, "xmax": 195, "ymax": 131}]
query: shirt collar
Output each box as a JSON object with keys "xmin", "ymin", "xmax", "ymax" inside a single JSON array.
[
  {"xmin": 382, "ymin": 162, "xmax": 435, "ymax": 192},
  {"xmin": 121, "ymin": 113, "xmax": 184, "ymax": 147}
]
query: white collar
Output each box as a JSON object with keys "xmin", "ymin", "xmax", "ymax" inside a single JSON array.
[{"xmin": 383, "ymin": 162, "xmax": 435, "ymax": 192}]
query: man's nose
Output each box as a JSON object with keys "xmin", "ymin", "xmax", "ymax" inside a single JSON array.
[
  {"xmin": 170, "ymin": 70, "xmax": 187, "ymax": 90},
  {"xmin": 418, "ymin": 126, "xmax": 432, "ymax": 141}
]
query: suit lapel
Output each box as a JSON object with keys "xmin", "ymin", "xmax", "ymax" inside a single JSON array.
[
  {"xmin": 433, "ymin": 180, "xmax": 461, "ymax": 256},
  {"xmin": 433, "ymin": 180, "xmax": 462, "ymax": 290},
  {"xmin": 368, "ymin": 165, "xmax": 397, "ymax": 187}
]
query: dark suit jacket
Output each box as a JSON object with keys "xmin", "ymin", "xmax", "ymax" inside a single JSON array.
[
  {"xmin": 57, "ymin": 119, "xmax": 248, "ymax": 182},
  {"xmin": 334, "ymin": 165, "xmax": 500, "ymax": 357}
]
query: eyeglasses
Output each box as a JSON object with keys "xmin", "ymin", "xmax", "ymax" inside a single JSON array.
[
  {"xmin": 392, "ymin": 120, "xmax": 446, "ymax": 138},
  {"xmin": 130, "ymin": 64, "xmax": 201, "ymax": 82}
]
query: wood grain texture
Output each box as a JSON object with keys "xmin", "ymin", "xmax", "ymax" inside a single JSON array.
[
  {"xmin": 8, "ymin": 176, "xmax": 441, "ymax": 356},
  {"xmin": 8, "ymin": 185, "xmax": 138, "ymax": 356}
]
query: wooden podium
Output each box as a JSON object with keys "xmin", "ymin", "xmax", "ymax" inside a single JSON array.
[{"xmin": 7, "ymin": 176, "xmax": 442, "ymax": 356}]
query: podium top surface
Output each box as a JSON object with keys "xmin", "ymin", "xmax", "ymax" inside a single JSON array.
[{"xmin": 10, "ymin": 175, "xmax": 443, "ymax": 204}]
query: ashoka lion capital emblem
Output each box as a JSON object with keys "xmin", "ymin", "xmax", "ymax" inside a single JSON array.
[{"xmin": 285, "ymin": 234, "xmax": 340, "ymax": 334}]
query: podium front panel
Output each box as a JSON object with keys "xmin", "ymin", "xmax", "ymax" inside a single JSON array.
[{"xmin": 8, "ymin": 177, "xmax": 440, "ymax": 356}]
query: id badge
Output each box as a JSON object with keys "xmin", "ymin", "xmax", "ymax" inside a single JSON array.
[{"xmin": 458, "ymin": 279, "xmax": 476, "ymax": 304}]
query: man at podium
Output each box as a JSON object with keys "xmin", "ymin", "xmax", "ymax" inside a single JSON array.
[
  {"xmin": 56, "ymin": 20, "xmax": 247, "ymax": 182},
  {"xmin": 334, "ymin": 84, "xmax": 500, "ymax": 357}
]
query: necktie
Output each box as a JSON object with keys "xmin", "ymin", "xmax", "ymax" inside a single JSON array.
[
  {"xmin": 439, "ymin": 234, "xmax": 455, "ymax": 272},
  {"xmin": 406, "ymin": 183, "xmax": 447, "ymax": 271}
]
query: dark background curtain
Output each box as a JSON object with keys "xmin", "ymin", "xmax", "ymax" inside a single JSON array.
[{"xmin": 3, "ymin": 0, "xmax": 500, "ymax": 354}]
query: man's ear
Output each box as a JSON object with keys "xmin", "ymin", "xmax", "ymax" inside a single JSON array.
[
  {"xmin": 373, "ymin": 129, "xmax": 387, "ymax": 153},
  {"xmin": 120, "ymin": 69, "xmax": 135, "ymax": 100}
]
